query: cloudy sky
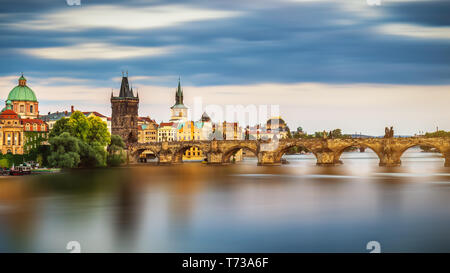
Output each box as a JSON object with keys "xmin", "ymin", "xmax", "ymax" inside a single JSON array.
[{"xmin": 0, "ymin": 0, "xmax": 449, "ymax": 135}]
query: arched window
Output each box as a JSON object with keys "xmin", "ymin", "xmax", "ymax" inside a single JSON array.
[{"xmin": 30, "ymin": 105, "xmax": 34, "ymax": 113}]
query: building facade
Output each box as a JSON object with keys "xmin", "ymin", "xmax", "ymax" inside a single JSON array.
[
  {"xmin": 138, "ymin": 117, "xmax": 158, "ymax": 143},
  {"xmin": 111, "ymin": 75, "xmax": 139, "ymax": 145},
  {"xmin": 0, "ymin": 105, "xmax": 24, "ymax": 155},
  {"xmin": 157, "ymin": 122, "xmax": 176, "ymax": 142},
  {"xmin": 0, "ymin": 75, "xmax": 48, "ymax": 155}
]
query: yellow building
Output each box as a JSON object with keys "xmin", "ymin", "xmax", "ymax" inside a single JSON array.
[
  {"xmin": 177, "ymin": 121, "xmax": 204, "ymax": 161},
  {"xmin": 0, "ymin": 76, "xmax": 48, "ymax": 155},
  {"xmin": 0, "ymin": 105, "xmax": 24, "ymax": 155},
  {"xmin": 157, "ymin": 122, "xmax": 176, "ymax": 142},
  {"xmin": 138, "ymin": 117, "xmax": 158, "ymax": 143}
]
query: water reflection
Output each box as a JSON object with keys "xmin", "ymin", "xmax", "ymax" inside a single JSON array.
[{"xmin": 0, "ymin": 148, "xmax": 449, "ymax": 252}]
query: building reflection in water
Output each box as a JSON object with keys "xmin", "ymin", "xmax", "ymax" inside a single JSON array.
[{"xmin": 0, "ymin": 149, "xmax": 449, "ymax": 252}]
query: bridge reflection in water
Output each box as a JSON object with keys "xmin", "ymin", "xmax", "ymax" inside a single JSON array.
[
  {"xmin": 0, "ymin": 150, "xmax": 449, "ymax": 252},
  {"xmin": 129, "ymin": 137, "xmax": 450, "ymax": 167}
]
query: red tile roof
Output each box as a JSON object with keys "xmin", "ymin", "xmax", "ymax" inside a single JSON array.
[
  {"xmin": 22, "ymin": 118, "xmax": 48, "ymax": 132},
  {"xmin": 0, "ymin": 109, "xmax": 19, "ymax": 119},
  {"xmin": 21, "ymin": 118, "xmax": 45, "ymax": 124},
  {"xmin": 160, "ymin": 122, "xmax": 174, "ymax": 127}
]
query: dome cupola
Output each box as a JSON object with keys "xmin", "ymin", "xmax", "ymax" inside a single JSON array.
[{"xmin": 7, "ymin": 74, "xmax": 37, "ymax": 102}]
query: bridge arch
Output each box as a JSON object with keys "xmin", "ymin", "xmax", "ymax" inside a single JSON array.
[
  {"xmin": 274, "ymin": 143, "xmax": 316, "ymax": 164},
  {"xmin": 130, "ymin": 146, "xmax": 160, "ymax": 164},
  {"xmin": 397, "ymin": 141, "xmax": 446, "ymax": 166},
  {"xmin": 173, "ymin": 143, "xmax": 208, "ymax": 163},
  {"xmin": 334, "ymin": 143, "xmax": 383, "ymax": 164},
  {"xmin": 222, "ymin": 145, "xmax": 258, "ymax": 163}
]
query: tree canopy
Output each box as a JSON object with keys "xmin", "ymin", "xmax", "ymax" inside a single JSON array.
[{"xmin": 48, "ymin": 111, "xmax": 113, "ymax": 168}]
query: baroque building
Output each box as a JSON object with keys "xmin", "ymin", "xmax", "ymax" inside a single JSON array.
[
  {"xmin": 8, "ymin": 74, "xmax": 39, "ymax": 119},
  {"xmin": 0, "ymin": 75, "xmax": 48, "ymax": 155},
  {"xmin": 111, "ymin": 74, "xmax": 139, "ymax": 145}
]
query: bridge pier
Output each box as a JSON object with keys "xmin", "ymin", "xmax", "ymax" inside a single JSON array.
[
  {"xmin": 127, "ymin": 149, "xmax": 140, "ymax": 164},
  {"xmin": 379, "ymin": 152, "xmax": 402, "ymax": 167},
  {"xmin": 207, "ymin": 152, "xmax": 224, "ymax": 165},
  {"xmin": 315, "ymin": 151, "xmax": 340, "ymax": 166},
  {"xmin": 158, "ymin": 152, "xmax": 174, "ymax": 165},
  {"xmin": 257, "ymin": 151, "xmax": 280, "ymax": 166}
]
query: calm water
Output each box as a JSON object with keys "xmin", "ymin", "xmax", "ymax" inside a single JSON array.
[{"xmin": 1, "ymin": 148, "xmax": 449, "ymax": 253}]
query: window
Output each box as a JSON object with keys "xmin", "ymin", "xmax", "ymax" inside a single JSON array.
[{"xmin": 30, "ymin": 105, "xmax": 34, "ymax": 113}]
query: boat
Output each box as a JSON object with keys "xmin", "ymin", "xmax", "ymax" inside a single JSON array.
[{"xmin": 9, "ymin": 165, "xmax": 32, "ymax": 176}]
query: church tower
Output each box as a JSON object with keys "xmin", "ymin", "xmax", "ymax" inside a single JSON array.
[
  {"xmin": 170, "ymin": 78, "xmax": 188, "ymax": 122},
  {"xmin": 111, "ymin": 73, "xmax": 139, "ymax": 145}
]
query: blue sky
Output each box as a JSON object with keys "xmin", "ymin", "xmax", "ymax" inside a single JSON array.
[{"xmin": 0, "ymin": 0, "xmax": 449, "ymax": 135}]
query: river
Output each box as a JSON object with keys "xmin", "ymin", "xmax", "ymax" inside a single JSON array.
[{"xmin": 0, "ymin": 147, "xmax": 449, "ymax": 252}]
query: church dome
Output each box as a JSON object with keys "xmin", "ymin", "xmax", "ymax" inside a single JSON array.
[{"xmin": 7, "ymin": 75, "xmax": 37, "ymax": 102}]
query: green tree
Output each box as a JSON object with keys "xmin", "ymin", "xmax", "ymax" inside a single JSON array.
[
  {"xmin": 107, "ymin": 135, "xmax": 126, "ymax": 166},
  {"xmin": 79, "ymin": 141, "xmax": 107, "ymax": 168},
  {"xmin": 86, "ymin": 115, "xmax": 111, "ymax": 145},
  {"xmin": 424, "ymin": 130, "xmax": 450, "ymax": 138},
  {"xmin": 49, "ymin": 117, "xmax": 70, "ymax": 138},
  {"xmin": 67, "ymin": 111, "xmax": 90, "ymax": 142},
  {"xmin": 331, "ymin": 129, "xmax": 342, "ymax": 138},
  {"xmin": 47, "ymin": 132, "xmax": 81, "ymax": 168}
]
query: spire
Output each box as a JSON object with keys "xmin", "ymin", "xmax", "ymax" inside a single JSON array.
[
  {"xmin": 118, "ymin": 72, "xmax": 137, "ymax": 98},
  {"xmin": 175, "ymin": 77, "xmax": 183, "ymax": 105}
]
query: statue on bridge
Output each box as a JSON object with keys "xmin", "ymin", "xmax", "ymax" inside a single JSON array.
[{"xmin": 384, "ymin": 126, "xmax": 394, "ymax": 138}]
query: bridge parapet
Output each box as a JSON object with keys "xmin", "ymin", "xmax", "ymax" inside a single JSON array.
[{"xmin": 127, "ymin": 137, "xmax": 450, "ymax": 167}]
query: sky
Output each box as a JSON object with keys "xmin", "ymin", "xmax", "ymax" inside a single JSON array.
[{"xmin": 0, "ymin": 0, "xmax": 449, "ymax": 135}]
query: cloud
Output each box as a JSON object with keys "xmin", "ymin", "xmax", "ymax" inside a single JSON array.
[
  {"xmin": 7, "ymin": 4, "xmax": 242, "ymax": 31},
  {"xmin": 377, "ymin": 23, "xmax": 450, "ymax": 39},
  {"xmin": 19, "ymin": 43, "xmax": 177, "ymax": 60}
]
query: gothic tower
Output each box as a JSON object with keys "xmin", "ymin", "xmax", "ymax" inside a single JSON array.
[{"xmin": 111, "ymin": 73, "xmax": 139, "ymax": 145}]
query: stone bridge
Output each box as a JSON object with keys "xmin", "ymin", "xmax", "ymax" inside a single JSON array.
[{"xmin": 128, "ymin": 137, "xmax": 450, "ymax": 167}]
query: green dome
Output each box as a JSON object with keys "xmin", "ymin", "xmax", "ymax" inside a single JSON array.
[{"xmin": 7, "ymin": 85, "xmax": 37, "ymax": 102}]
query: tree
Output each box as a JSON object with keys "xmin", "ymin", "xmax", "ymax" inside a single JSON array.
[
  {"xmin": 79, "ymin": 141, "xmax": 107, "ymax": 168},
  {"xmin": 87, "ymin": 115, "xmax": 111, "ymax": 145},
  {"xmin": 47, "ymin": 132, "xmax": 81, "ymax": 168},
  {"xmin": 67, "ymin": 111, "xmax": 90, "ymax": 142},
  {"xmin": 424, "ymin": 130, "xmax": 450, "ymax": 138},
  {"xmin": 49, "ymin": 117, "xmax": 70, "ymax": 138},
  {"xmin": 107, "ymin": 135, "xmax": 126, "ymax": 166},
  {"xmin": 47, "ymin": 111, "xmax": 111, "ymax": 168},
  {"xmin": 331, "ymin": 129, "xmax": 342, "ymax": 138}
]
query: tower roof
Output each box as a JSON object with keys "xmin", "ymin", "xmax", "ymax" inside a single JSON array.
[
  {"xmin": 118, "ymin": 75, "xmax": 136, "ymax": 98},
  {"xmin": 7, "ymin": 74, "xmax": 37, "ymax": 102},
  {"xmin": 172, "ymin": 77, "xmax": 187, "ymax": 108}
]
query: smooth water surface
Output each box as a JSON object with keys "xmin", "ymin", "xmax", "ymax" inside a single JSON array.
[{"xmin": 0, "ymin": 148, "xmax": 449, "ymax": 252}]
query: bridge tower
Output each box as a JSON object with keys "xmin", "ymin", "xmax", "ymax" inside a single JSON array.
[{"xmin": 111, "ymin": 73, "xmax": 139, "ymax": 145}]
